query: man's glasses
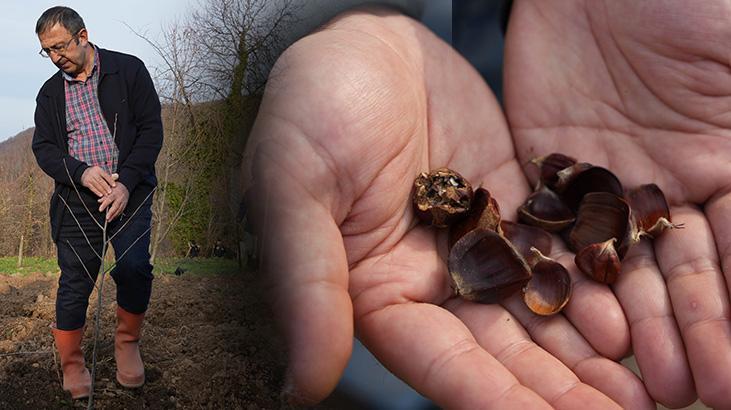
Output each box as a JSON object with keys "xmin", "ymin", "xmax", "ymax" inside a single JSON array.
[{"xmin": 39, "ymin": 32, "xmax": 80, "ymax": 58}]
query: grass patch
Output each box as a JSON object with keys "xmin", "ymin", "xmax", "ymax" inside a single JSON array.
[
  {"xmin": 0, "ymin": 256, "xmax": 240, "ymax": 277},
  {"xmin": 0, "ymin": 257, "xmax": 59, "ymax": 276},
  {"xmin": 153, "ymin": 257, "xmax": 241, "ymax": 276}
]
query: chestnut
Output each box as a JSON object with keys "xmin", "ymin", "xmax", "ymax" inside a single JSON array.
[
  {"xmin": 625, "ymin": 183, "xmax": 684, "ymax": 239},
  {"xmin": 531, "ymin": 153, "xmax": 577, "ymax": 190},
  {"xmin": 518, "ymin": 185, "xmax": 575, "ymax": 232},
  {"xmin": 575, "ymin": 238, "xmax": 622, "ymax": 284},
  {"xmin": 500, "ymin": 220, "xmax": 552, "ymax": 266},
  {"xmin": 568, "ymin": 192, "xmax": 631, "ymax": 255},
  {"xmin": 554, "ymin": 162, "xmax": 594, "ymax": 192},
  {"xmin": 558, "ymin": 165, "xmax": 624, "ymax": 211},
  {"xmin": 448, "ymin": 187, "xmax": 502, "ymax": 249},
  {"xmin": 523, "ymin": 248, "xmax": 572, "ymax": 315},
  {"xmin": 448, "ymin": 228, "xmax": 531, "ymax": 304},
  {"xmin": 412, "ymin": 168, "xmax": 473, "ymax": 228}
]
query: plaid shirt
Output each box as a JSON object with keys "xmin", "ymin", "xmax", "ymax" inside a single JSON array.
[{"xmin": 64, "ymin": 46, "xmax": 119, "ymax": 175}]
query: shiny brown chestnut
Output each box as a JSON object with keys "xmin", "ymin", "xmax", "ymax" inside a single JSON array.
[
  {"xmin": 448, "ymin": 228, "xmax": 531, "ymax": 304},
  {"xmin": 568, "ymin": 192, "xmax": 631, "ymax": 256},
  {"xmin": 575, "ymin": 238, "xmax": 622, "ymax": 284},
  {"xmin": 523, "ymin": 248, "xmax": 572, "ymax": 315},
  {"xmin": 500, "ymin": 220, "xmax": 552, "ymax": 266},
  {"xmin": 625, "ymin": 183, "xmax": 684, "ymax": 239},
  {"xmin": 554, "ymin": 162, "xmax": 594, "ymax": 192},
  {"xmin": 518, "ymin": 186, "xmax": 576, "ymax": 232},
  {"xmin": 531, "ymin": 153, "xmax": 577, "ymax": 190},
  {"xmin": 449, "ymin": 187, "xmax": 502, "ymax": 249},
  {"xmin": 413, "ymin": 168, "xmax": 473, "ymax": 228},
  {"xmin": 558, "ymin": 165, "xmax": 624, "ymax": 211}
]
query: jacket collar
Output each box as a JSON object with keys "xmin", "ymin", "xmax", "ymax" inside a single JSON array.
[
  {"xmin": 98, "ymin": 47, "xmax": 119, "ymax": 76},
  {"xmin": 41, "ymin": 46, "xmax": 118, "ymax": 97}
]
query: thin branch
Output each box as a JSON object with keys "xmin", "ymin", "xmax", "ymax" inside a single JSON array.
[
  {"xmin": 100, "ymin": 225, "xmax": 153, "ymax": 276},
  {"xmin": 66, "ymin": 240, "xmax": 100, "ymax": 290},
  {"xmin": 62, "ymin": 158, "xmax": 103, "ymax": 231},
  {"xmin": 123, "ymin": 22, "xmax": 200, "ymax": 131},
  {"xmin": 0, "ymin": 350, "xmax": 53, "ymax": 357},
  {"xmin": 87, "ymin": 215, "xmax": 109, "ymax": 410},
  {"xmin": 106, "ymin": 187, "xmax": 157, "ymax": 243},
  {"xmin": 53, "ymin": 345, "xmax": 62, "ymax": 387},
  {"xmin": 57, "ymin": 194, "xmax": 101, "ymax": 260}
]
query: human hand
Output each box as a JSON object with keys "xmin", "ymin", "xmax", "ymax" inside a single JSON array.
[
  {"xmin": 97, "ymin": 181, "xmax": 128, "ymax": 221},
  {"xmin": 246, "ymin": 7, "xmax": 653, "ymax": 408},
  {"xmin": 81, "ymin": 165, "xmax": 116, "ymax": 197},
  {"xmin": 504, "ymin": 1, "xmax": 731, "ymax": 407}
]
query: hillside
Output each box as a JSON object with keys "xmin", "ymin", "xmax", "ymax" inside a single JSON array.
[{"xmin": 0, "ymin": 128, "xmax": 41, "ymax": 184}]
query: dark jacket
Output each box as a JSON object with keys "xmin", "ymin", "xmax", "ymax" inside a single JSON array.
[{"xmin": 32, "ymin": 47, "xmax": 163, "ymax": 241}]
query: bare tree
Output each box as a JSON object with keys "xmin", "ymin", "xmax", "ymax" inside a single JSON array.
[
  {"xmin": 124, "ymin": 0, "xmax": 296, "ymax": 259},
  {"xmin": 128, "ymin": 19, "xmax": 218, "ymax": 260},
  {"xmin": 190, "ymin": 0, "xmax": 296, "ymax": 97}
]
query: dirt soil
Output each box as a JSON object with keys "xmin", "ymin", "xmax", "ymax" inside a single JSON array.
[{"xmin": 0, "ymin": 269, "xmax": 294, "ymax": 409}]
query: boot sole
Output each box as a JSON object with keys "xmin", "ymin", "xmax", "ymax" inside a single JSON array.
[{"xmin": 116, "ymin": 372, "xmax": 145, "ymax": 388}]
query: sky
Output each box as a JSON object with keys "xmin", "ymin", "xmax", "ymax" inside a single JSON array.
[
  {"xmin": 1, "ymin": 0, "xmax": 195, "ymax": 141},
  {"xmin": 3, "ymin": 1, "xmax": 452, "ymax": 143}
]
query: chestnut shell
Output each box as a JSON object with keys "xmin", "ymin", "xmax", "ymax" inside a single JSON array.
[
  {"xmin": 569, "ymin": 192, "xmax": 630, "ymax": 255},
  {"xmin": 534, "ymin": 153, "xmax": 577, "ymax": 190},
  {"xmin": 449, "ymin": 187, "xmax": 501, "ymax": 249},
  {"xmin": 500, "ymin": 220, "xmax": 552, "ymax": 266},
  {"xmin": 559, "ymin": 166, "xmax": 624, "ymax": 211},
  {"xmin": 448, "ymin": 228, "xmax": 531, "ymax": 304},
  {"xmin": 625, "ymin": 183, "xmax": 683, "ymax": 238},
  {"xmin": 413, "ymin": 168, "xmax": 473, "ymax": 227},
  {"xmin": 575, "ymin": 238, "xmax": 622, "ymax": 284},
  {"xmin": 518, "ymin": 186, "xmax": 575, "ymax": 232},
  {"xmin": 523, "ymin": 249, "xmax": 572, "ymax": 315}
]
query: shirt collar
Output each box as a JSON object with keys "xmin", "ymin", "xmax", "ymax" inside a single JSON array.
[{"xmin": 62, "ymin": 44, "xmax": 99, "ymax": 83}]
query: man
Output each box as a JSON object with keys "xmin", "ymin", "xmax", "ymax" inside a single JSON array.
[{"xmin": 32, "ymin": 6, "xmax": 162, "ymax": 399}]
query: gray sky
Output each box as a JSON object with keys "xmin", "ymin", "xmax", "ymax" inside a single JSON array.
[{"xmin": 1, "ymin": 0, "xmax": 195, "ymax": 141}]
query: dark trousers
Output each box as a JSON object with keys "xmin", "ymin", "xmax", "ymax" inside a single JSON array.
[{"xmin": 55, "ymin": 190, "xmax": 154, "ymax": 331}]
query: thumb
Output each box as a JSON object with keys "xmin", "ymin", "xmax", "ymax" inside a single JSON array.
[{"xmin": 252, "ymin": 179, "xmax": 353, "ymax": 405}]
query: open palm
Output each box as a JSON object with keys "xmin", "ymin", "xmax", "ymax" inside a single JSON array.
[
  {"xmin": 505, "ymin": 1, "xmax": 731, "ymax": 407},
  {"xmin": 247, "ymin": 6, "xmax": 656, "ymax": 408}
]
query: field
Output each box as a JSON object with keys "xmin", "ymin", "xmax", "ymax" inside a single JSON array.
[
  {"xmin": 0, "ymin": 257, "xmax": 292, "ymax": 409},
  {"xmin": 2, "ymin": 257, "xmax": 706, "ymax": 409}
]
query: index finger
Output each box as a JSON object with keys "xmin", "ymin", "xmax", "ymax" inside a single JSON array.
[
  {"xmin": 360, "ymin": 302, "xmax": 552, "ymax": 409},
  {"xmin": 101, "ymin": 170, "xmax": 116, "ymax": 188},
  {"xmin": 448, "ymin": 299, "xmax": 622, "ymax": 409},
  {"xmin": 106, "ymin": 197, "xmax": 122, "ymax": 221}
]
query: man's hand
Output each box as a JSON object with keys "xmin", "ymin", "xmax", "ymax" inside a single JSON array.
[
  {"xmin": 246, "ymin": 7, "xmax": 652, "ymax": 408},
  {"xmin": 98, "ymin": 182, "xmax": 128, "ymax": 221},
  {"xmin": 81, "ymin": 166, "xmax": 116, "ymax": 197},
  {"xmin": 505, "ymin": 1, "xmax": 731, "ymax": 407}
]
